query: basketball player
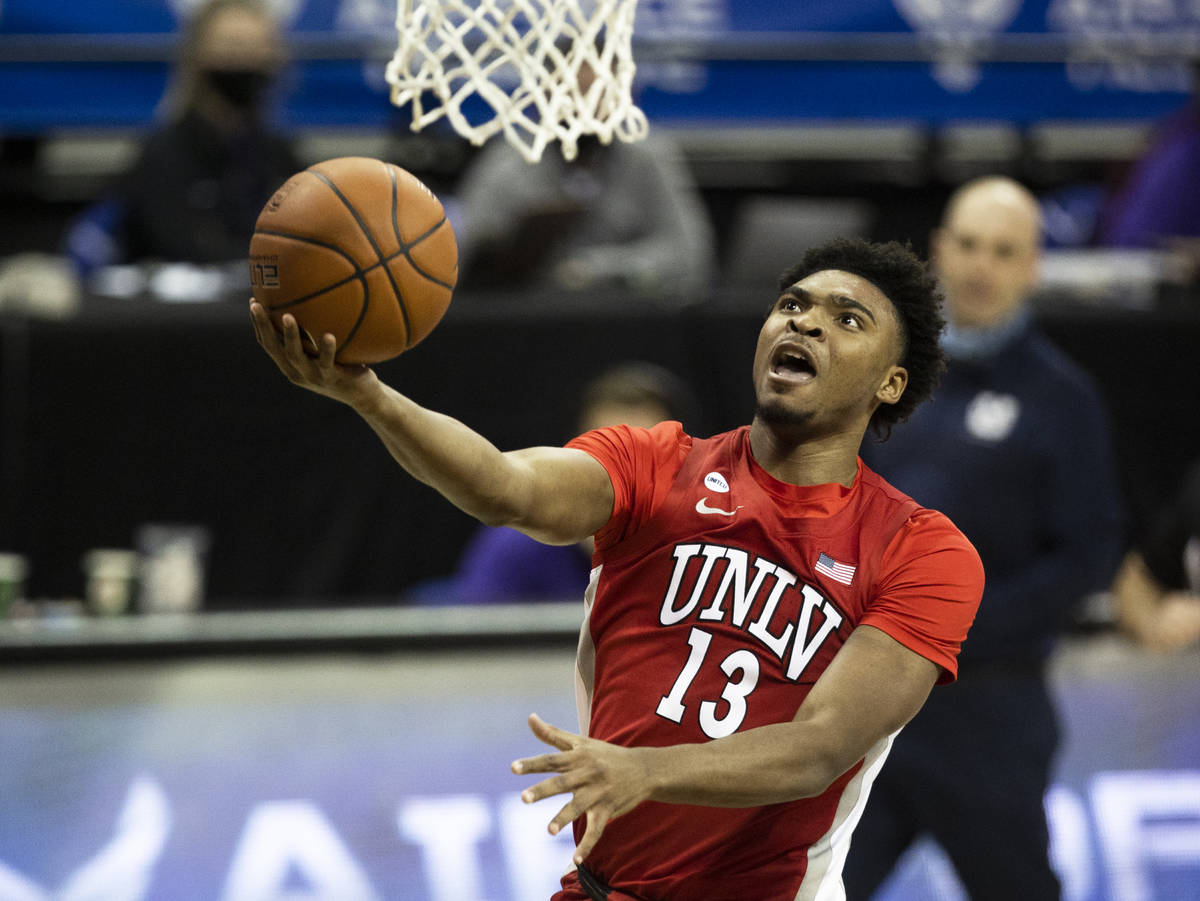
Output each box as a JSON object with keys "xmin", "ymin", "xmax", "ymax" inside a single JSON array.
[{"xmin": 249, "ymin": 237, "xmax": 984, "ymax": 900}]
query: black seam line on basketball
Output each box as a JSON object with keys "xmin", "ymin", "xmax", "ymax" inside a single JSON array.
[
  {"xmin": 261, "ymin": 254, "xmax": 415, "ymax": 311},
  {"xmin": 265, "ymin": 272, "xmax": 368, "ymax": 311},
  {"xmin": 311, "ymin": 170, "xmax": 388, "ymax": 354},
  {"xmin": 384, "ymin": 167, "xmax": 415, "ymax": 346},
  {"xmin": 399, "ymin": 216, "xmax": 456, "ymax": 292},
  {"xmin": 253, "ymin": 229, "xmax": 371, "ymax": 312},
  {"xmin": 338, "ymin": 221, "xmax": 450, "ymax": 293},
  {"xmin": 310, "ymin": 169, "xmax": 450, "ymax": 350}
]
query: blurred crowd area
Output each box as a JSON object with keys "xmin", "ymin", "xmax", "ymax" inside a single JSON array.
[
  {"xmin": 1, "ymin": 114, "xmax": 1198, "ymax": 309},
  {"xmin": 1, "ymin": 1, "xmax": 1199, "ymax": 615},
  {"xmin": 0, "ymin": 1, "xmax": 1198, "ymax": 313}
]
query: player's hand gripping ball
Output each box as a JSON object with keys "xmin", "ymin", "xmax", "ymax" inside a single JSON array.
[{"xmin": 249, "ymin": 157, "xmax": 457, "ymax": 364}]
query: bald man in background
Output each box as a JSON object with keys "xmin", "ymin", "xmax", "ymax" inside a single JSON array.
[{"xmin": 845, "ymin": 177, "xmax": 1124, "ymax": 900}]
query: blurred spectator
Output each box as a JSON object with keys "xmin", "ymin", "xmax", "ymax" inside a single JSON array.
[
  {"xmin": 63, "ymin": 0, "xmax": 300, "ymax": 275},
  {"xmin": 409, "ymin": 361, "xmax": 700, "ymax": 605},
  {"xmin": 1112, "ymin": 457, "xmax": 1200, "ymax": 653},
  {"xmin": 847, "ymin": 176, "xmax": 1124, "ymax": 901},
  {"xmin": 451, "ymin": 105, "xmax": 715, "ymax": 300},
  {"xmin": 1095, "ymin": 61, "xmax": 1200, "ymax": 277}
]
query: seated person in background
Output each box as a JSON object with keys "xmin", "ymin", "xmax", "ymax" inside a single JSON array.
[
  {"xmin": 450, "ymin": 70, "xmax": 715, "ymax": 300},
  {"xmin": 411, "ymin": 362, "xmax": 700, "ymax": 605},
  {"xmin": 1095, "ymin": 61, "xmax": 1200, "ymax": 277},
  {"xmin": 64, "ymin": 0, "xmax": 300, "ymax": 274},
  {"xmin": 1112, "ymin": 458, "xmax": 1200, "ymax": 653}
]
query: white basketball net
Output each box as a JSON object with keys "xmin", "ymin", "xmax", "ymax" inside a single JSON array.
[{"xmin": 386, "ymin": 0, "xmax": 648, "ymax": 163}]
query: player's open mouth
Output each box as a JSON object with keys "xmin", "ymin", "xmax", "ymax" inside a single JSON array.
[{"xmin": 771, "ymin": 346, "xmax": 817, "ymax": 382}]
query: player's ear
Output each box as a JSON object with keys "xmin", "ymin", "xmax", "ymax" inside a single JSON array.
[{"xmin": 876, "ymin": 365, "xmax": 907, "ymax": 406}]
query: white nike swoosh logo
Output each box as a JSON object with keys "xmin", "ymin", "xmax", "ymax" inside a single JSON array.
[{"xmin": 696, "ymin": 497, "xmax": 742, "ymax": 517}]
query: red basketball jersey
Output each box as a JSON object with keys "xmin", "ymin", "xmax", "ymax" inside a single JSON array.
[{"xmin": 560, "ymin": 422, "xmax": 982, "ymax": 901}]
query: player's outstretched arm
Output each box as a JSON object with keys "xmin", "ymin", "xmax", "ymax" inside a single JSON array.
[
  {"xmin": 512, "ymin": 625, "xmax": 939, "ymax": 863},
  {"xmin": 251, "ymin": 302, "xmax": 614, "ymax": 545}
]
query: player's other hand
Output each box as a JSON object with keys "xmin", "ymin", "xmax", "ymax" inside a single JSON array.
[
  {"xmin": 511, "ymin": 713, "xmax": 656, "ymax": 865},
  {"xmin": 249, "ymin": 300, "xmax": 377, "ymax": 405}
]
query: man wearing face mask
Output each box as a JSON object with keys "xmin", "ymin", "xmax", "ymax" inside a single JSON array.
[{"xmin": 65, "ymin": 0, "xmax": 300, "ymax": 272}]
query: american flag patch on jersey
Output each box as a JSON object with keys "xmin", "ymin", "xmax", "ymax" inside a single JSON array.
[{"xmin": 815, "ymin": 552, "xmax": 856, "ymax": 585}]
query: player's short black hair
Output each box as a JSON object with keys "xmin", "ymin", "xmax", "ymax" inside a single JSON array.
[{"xmin": 775, "ymin": 237, "xmax": 945, "ymax": 438}]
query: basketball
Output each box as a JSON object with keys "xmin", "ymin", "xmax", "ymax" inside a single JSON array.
[{"xmin": 249, "ymin": 157, "xmax": 457, "ymax": 364}]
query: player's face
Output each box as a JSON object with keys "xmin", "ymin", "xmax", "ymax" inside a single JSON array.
[
  {"xmin": 752, "ymin": 270, "xmax": 906, "ymax": 436},
  {"xmin": 932, "ymin": 189, "xmax": 1040, "ymax": 329}
]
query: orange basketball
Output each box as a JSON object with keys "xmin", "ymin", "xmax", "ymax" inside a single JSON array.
[{"xmin": 249, "ymin": 157, "xmax": 457, "ymax": 364}]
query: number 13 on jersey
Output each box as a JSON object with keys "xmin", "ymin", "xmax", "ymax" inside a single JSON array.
[{"xmin": 656, "ymin": 627, "xmax": 762, "ymax": 740}]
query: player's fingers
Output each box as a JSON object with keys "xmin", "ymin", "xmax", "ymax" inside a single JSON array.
[
  {"xmin": 544, "ymin": 790, "xmax": 593, "ymax": 835},
  {"xmin": 279, "ymin": 314, "xmax": 309, "ymax": 362},
  {"xmin": 540, "ymin": 799, "xmax": 576, "ymax": 838},
  {"xmin": 250, "ymin": 306, "xmax": 302, "ymax": 379},
  {"xmin": 317, "ymin": 332, "xmax": 338, "ymax": 366},
  {"xmin": 527, "ymin": 712, "xmax": 577, "ymax": 751},
  {"xmin": 250, "ymin": 313, "xmax": 268, "ymax": 350},
  {"xmin": 518, "ymin": 771, "xmax": 587, "ymax": 805},
  {"xmin": 511, "ymin": 750, "xmax": 573, "ymax": 776},
  {"xmin": 572, "ymin": 809, "xmax": 609, "ymax": 864},
  {"xmin": 249, "ymin": 302, "xmax": 279, "ymax": 348}
]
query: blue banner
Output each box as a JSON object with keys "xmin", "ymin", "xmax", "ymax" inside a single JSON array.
[{"xmin": 0, "ymin": 1, "xmax": 1195, "ymax": 130}]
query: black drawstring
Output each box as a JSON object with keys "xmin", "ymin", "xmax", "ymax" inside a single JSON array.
[{"xmin": 576, "ymin": 863, "xmax": 612, "ymax": 900}]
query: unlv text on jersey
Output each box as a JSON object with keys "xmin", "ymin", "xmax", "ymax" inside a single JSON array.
[{"xmin": 657, "ymin": 542, "xmax": 846, "ymax": 684}]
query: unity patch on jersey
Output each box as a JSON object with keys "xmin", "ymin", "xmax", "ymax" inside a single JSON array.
[{"xmin": 704, "ymin": 471, "xmax": 730, "ymax": 493}]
